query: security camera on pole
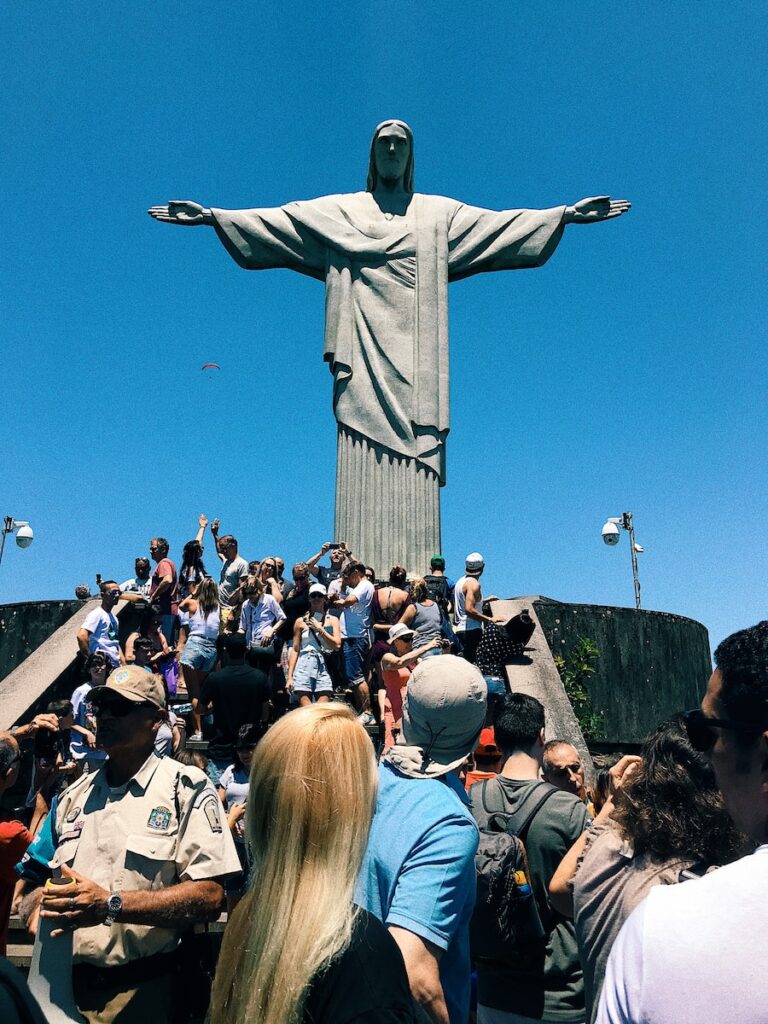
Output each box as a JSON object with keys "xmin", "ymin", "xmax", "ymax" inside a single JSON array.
[
  {"xmin": 0, "ymin": 515, "xmax": 34, "ymax": 571},
  {"xmin": 601, "ymin": 511, "xmax": 644, "ymax": 609}
]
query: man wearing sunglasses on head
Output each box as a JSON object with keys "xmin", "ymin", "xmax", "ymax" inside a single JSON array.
[
  {"xmin": 76, "ymin": 580, "xmax": 125, "ymax": 668},
  {"xmin": 20, "ymin": 665, "xmax": 241, "ymax": 1024},
  {"xmin": 597, "ymin": 621, "xmax": 768, "ymax": 1024}
]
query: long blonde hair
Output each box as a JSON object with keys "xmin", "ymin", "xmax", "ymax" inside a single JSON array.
[
  {"xmin": 210, "ymin": 704, "xmax": 378, "ymax": 1024},
  {"xmin": 197, "ymin": 577, "xmax": 220, "ymax": 619}
]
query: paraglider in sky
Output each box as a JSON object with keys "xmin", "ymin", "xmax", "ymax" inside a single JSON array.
[{"xmin": 201, "ymin": 362, "xmax": 220, "ymax": 371}]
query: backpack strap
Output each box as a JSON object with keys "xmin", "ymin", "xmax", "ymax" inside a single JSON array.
[
  {"xmin": 510, "ymin": 783, "xmax": 559, "ymax": 841},
  {"xmin": 480, "ymin": 776, "xmax": 508, "ymax": 816}
]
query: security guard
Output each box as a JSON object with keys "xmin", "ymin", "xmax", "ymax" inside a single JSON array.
[{"xmin": 27, "ymin": 665, "xmax": 241, "ymax": 1024}]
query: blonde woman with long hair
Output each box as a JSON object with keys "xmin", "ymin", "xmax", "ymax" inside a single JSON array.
[{"xmin": 210, "ymin": 704, "xmax": 416, "ymax": 1024}]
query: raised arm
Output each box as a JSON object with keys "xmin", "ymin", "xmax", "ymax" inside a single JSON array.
[
  {"xmin": 306, "ymin": 543, "xmax": 331, "ymax": 578},
  {"xmin": 563, "ymin": 196, "xmax": 631, "ymax": 224},
  {"xmin": 194, "ymin": 514, "xmax": 208, "ymax": 548},
  {"xmin": 148, "ymin": 200, "xmax": 215, "ymax": 226}
]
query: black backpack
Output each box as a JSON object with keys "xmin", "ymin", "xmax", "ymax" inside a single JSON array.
[
  {"xmin": 469, "ymin": 778, "xmax": 558, "ymax": 963},
  {"xmin": 423, "ymin": 574, "xmax": 450, "ymax": 611}
]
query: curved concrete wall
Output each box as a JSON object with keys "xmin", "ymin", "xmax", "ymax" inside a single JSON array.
[
  {"xmin": 0, "ymin": 600, "xmax": 85, "ymax": 682},
  {"xmin": 533, "ymin": 599, "xmax": 711, "ymax": 744}
]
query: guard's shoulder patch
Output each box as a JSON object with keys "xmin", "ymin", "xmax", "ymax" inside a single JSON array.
[{"xmin": 200, "ymin": 796, "xmax": 223, "ymax": 834}]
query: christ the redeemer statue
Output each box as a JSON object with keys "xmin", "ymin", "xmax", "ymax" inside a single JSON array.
[{"xmin": 150, "ymin": 120, "xmax": 629, "ymax": 574}]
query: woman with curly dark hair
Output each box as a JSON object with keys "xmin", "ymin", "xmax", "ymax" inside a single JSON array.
[{"xmin": 549, "ymin": 717, "xmax": 750, "ymax": 1023}]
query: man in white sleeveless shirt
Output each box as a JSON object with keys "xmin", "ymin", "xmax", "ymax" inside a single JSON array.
[{"xmin": 454, "ymin": 553, "xmax": 506, "ymax": 665}]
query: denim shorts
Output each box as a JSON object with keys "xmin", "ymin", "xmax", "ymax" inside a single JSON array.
[
  {"xmin": 342, "ymin": 635, "xmax": 370, "ymax": 685},
  {"xmin": 293, "ymin": 649, "xmax": 333, "ymax": 694},
  {"xmin": 180, "ymin": 634, "xmax": 217, "ymax": 672}
]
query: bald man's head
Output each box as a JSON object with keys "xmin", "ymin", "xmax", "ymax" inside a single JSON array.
[{"xmin": 542, "ymin": 740, "xmax": 586, "ymax": 798}]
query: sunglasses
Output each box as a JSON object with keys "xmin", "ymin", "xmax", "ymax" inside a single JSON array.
[
  {"xmin": 105, "ymin": 590, "xmax": 121, "ymax": 597},
  {"xmin": 92, "ymin": 698, "xmax": 143, "ymax": 718},
  {"xmin": 682, "ymin": 709, "xmax": 762, "ymax": 753}
]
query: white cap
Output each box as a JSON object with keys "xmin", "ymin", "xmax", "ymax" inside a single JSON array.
[
  {"xmin": 309, "ymin": 583, "xmax": 327, "ymax": 597},
  {"xmin": 388, "ymin": 622, "xmax": 415, "ymax": 643},
  {"xmin": 465, "ymin": 551, "xmax": 485, "ymax": 572}
]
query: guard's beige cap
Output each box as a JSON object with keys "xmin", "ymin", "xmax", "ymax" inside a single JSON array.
[{"xmin": 91, "ymin": 665, "xmax": 166, "ymax": 708}]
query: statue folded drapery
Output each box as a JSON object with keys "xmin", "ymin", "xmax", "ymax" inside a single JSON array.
[
  {"xmin": 149, "ymin": 119, "xmax": 630, "ymax": 574},
  {"xmin": 210, "ymin": 191, "xmax": 565, "ymax": 571}
]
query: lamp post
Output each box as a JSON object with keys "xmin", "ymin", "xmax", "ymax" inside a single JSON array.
[
  {"xmin": 0, "ymin": 516, "xmax": 34, "ymax": 571},
  {"xmin": 601, "ymin": 511, "xmax": 643, "ymax": 609}
]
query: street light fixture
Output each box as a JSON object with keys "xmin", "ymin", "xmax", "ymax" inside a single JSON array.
[
  {"xmin": 601, "ymin": 511, "xmax": 643, "ymax": 609},
  {"xmin": 0, "ymin": 516, "xmax": 35, "ymax": 569}
]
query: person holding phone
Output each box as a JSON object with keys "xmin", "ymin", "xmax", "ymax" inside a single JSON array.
[{"xmin": 286, "ymin": 584, "xmax": 341, "ymax": 706}]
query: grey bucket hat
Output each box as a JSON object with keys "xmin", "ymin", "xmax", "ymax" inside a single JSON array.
[{"xmin": 387, "ymin": 655, "xmax": 487, "ymax": 778}]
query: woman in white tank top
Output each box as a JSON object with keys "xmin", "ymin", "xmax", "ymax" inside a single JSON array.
[{"xmin": 179, "ymin": 577, "xmax": 221, "ymax": 738}]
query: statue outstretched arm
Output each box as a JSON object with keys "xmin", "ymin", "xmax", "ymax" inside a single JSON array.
[
  {"xmin": 147, "ymin": 201, "xmax": 214, "ymax": 226},
  {"xmin": 563, "ymin": 196, "xmax": 631, "ymax": 224}
]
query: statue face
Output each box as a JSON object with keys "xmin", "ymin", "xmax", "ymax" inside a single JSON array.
[{"xmin": 374, "ymin": 124, "xmax": 411, "ymax": 186}]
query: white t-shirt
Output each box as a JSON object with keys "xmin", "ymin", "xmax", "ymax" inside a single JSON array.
[
  {"xmin": 239, "ymin": 595, "xmax": 286, "ymax": 646},
  {"xmin": 81, "ymin": 607, "xmax": 121, "ymax": 664},
  {"xmin": 341, "ymin": 579, "xmax": 374, "ymax": 639},
  {"xmin": 596, "ymin": 845, "xmax": 768, "ymax": 1024},
  {"xmin": 70, "ymin": 682, "xmax": 107, "ymax": 763},
  {"xmin": 120, "ymin": 576, "xmax": 152, "ymax": 597}
]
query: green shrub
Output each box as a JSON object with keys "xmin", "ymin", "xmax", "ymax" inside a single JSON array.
[{"xmin": 553, "ymin": 637, "xmax": 607, "ymax": 741}]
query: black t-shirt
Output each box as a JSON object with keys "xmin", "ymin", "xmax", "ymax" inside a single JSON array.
[
  {"xmin": 302, "ymin": 909, "xmax": 416, "ymax": 1024},
  {"xmin": 201, "ymin": 662, "xmax": 271, "ymax": 761},
  {"xmin": 280, "ymin": 585, "xmax": 311, "ymax": 636},
  {"xmin": 317, "ymin": 565, "xmax": 343, "ymax": 589}
]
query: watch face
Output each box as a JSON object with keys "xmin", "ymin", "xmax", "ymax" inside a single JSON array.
[{"xmin": 108, "ymin": 893, "xmax": 122, "ymax": 914}]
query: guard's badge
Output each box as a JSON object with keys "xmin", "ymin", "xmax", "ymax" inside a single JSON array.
[
  {"xmin": 202, "ymin": 798, "xmax": 223, "ymax": 834},
  {"xmin": 147, "ymin": 806, "xmax": 172, "ymax": 831},
  {"xmin": 66, "ymin": 806, "xmax": 81, "ymax": 823}
]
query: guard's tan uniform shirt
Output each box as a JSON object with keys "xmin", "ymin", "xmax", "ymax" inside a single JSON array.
[{"xmin": 52, "ymin": 752, "xmax": 241, "ymax": 967}]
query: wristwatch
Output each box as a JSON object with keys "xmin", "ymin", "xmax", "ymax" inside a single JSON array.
[{"xmin": 105, "ymin": 891, "xmax": 123, "ymax": 926}]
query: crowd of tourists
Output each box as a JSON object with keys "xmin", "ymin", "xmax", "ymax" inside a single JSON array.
[{"xmin": 0, "ymin": 516, "xmax": 766, "ymax": 1024}]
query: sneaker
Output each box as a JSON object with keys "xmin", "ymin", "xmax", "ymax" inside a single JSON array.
[
  {"xmin": 357, "ymin": 712, "xmax": 376, "ymax": 727},
  {"xmin": 189, "ymin": 731, "xmax": 203, "ymax": 741}
]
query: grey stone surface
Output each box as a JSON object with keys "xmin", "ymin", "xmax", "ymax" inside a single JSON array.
[
  {"xmin": 0, "ymin": 599, "xmax": 102, "ymax": 728},
  {"xmin": 488, "ymin": 597, "xmax": 595, "ymax": 782},
  {"xmin": 149, "ymin": 122, "xmax": 629, "ymax": 574},
  {"xmin": 534, "ymin": 598, "xmax": 710, "ymax": 744},
  {"xmin": 0, "ymin": 600, "xmax": 84, "ymax": 682}
]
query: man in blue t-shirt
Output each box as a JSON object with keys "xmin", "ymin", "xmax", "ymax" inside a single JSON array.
[{"xmin": 356, "ymin": 655, "xmax": 487, "ymax": 1024}]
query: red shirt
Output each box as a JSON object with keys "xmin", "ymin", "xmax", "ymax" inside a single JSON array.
[
  {"xmin": 150, "ymin": 557, "xmax": 178, "ymax": 615},
  {"xmin": 0, "ymin": 820, "xmax": 32, "ymax": 955}
]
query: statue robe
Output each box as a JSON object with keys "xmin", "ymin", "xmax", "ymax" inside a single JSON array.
[{"xmin": 211, "ymin": 193, "xmax": 565, "ymax": 571}]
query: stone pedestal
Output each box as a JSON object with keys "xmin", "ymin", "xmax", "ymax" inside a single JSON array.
[{"xmin": 334, "ymin": 427, "xmax": 441, "ymax": 574}]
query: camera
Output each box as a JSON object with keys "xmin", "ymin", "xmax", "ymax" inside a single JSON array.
[{"xmin": 601, "ymin": 521, "xmax": 621, "ymax": 546}]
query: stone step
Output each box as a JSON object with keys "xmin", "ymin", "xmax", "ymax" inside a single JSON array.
[{"xmin": 6, "ymin": 943, "xmax": 32, "ymax": 970}]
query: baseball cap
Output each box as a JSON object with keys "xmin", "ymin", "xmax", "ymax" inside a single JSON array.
[
  {"xmin": 388, "ymin": 622, "xmax": 415, "ymax": 643},
  {"xmin": 91, "ymin": 665, "xmax": 166, "ymax": 709},
  {"xmin": 465, "ymin": 551, "xmax": 485, "ymax": 572},
  {"xmin": 309, "ymin": 583, "xmax": 327, "ymax": 597},
  {"xmin": 388, "ymin": 655, "xmax": 487, "ymax": 778},
  {"xmin": 430, "ymin": 555, "xmax": 446, "ymax": 570}
]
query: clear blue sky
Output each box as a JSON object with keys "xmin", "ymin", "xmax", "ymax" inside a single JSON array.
[{"xmin": 3, "ymin": 1, "xmax": 765, "ymax": 653}]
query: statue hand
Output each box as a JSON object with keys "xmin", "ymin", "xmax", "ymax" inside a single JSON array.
[
  {"xmin": 565, "ymin": 196, "xmax": 631, "ymax": 224},
  {"xmin": 147, "ymin": 200, "xmax": 212, "ymax": 226}
]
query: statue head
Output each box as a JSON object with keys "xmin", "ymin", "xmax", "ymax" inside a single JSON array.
[{"xmin": 366, "ymin": 119, "xmax": 414, "ymax": 194}]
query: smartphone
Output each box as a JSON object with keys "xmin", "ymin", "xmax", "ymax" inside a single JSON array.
[{"xmin": 328, "ymin": 543, "xmax": 343, "ymax": 550}]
